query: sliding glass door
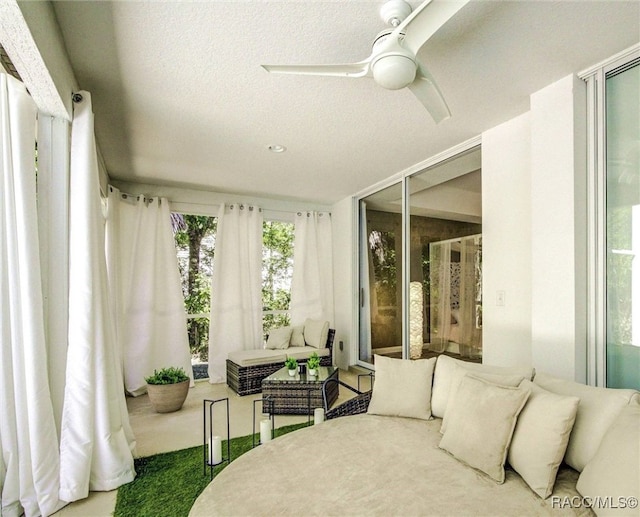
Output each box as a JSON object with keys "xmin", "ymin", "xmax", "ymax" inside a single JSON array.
[
  {"xmin": 358, "ymin": 183, "xmax": 403, "ymax": 365},
  {"xmin": 358, "ymin": 146, "xmax": 482, "ymax": 367},
  {"xmin": 605, "ymin": 58, "xmax": 640, "ymax": 389}
]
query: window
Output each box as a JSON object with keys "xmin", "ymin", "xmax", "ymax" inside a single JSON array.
[
  {"xmin": 604, "ymin": 58, "xmax": 640, "ymax": 389},
  {"xmin": 174, "ymin": 215, "xmax": 217, "ymax": 362},
  {"xmin": 173, "ymin": 214, "xmax": 295, "ymax": 363},
  {"xmin": 262, "ymin": 220, "xmax": 294, "ymax": 336},
  {"xmin": 584, "ymin": 48, "xmax": 640, "ymax": 390}
]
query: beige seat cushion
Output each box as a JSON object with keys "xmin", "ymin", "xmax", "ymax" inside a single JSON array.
[
  {"xmin": 439, "ymin": 375, "xmax": 531, "ymax": 483},
  {"xmin": 285, "ymin": 346, "xmax": 330, "ymax": 361},
  {"xmin": 432, "ymin": 355, "xmax": 534, "ymax": 418},
  {"xmin": 533, "ymin": 372, "xmax": 640, "ymax": 472},
  {"xmin": 227, "ymin": 349, "xmax": 286, "ymax": 367},
  {"xmin": 508, "ymin": 380, "xmax": 579, "ymax": 499},
  {"xmin": 367, "ymin": 355, "xmax": 436, "ymax": 421},
  {"xmin": 576, "ymin": 403, "xmax": 640, "ymax": 517}
]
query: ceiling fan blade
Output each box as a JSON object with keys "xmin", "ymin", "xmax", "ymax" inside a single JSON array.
[
  {"xmin": 261, "ymin": 61, "xmax": 370, "ymax": 78},
  {"xmin": 395, "ymin": 0, "xmax": 471, "ymax": 56},
  {"xmin": 407, "ymin": 65, "xmax": 451, "ymax": 123}
]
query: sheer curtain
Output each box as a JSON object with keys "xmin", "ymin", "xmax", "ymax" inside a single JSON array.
[
  {"xmin": 289, "ymin": 211, "xmax": 334, "ymax": 325},
  {"xmin": 105, "ymin": 186, "xmax": 193, "ymax": 396},
  {"xmin": 458, "ymin": 235, "xmax": 482, "ymax": 358},
  {"xmin": 0, "ymin": 74, "xmax": 63, "ymax": 517},
  {"xmin": 208, "ymin": 204, "xmax": 263, "ymax": 383},
  {"xmin": 429, "ymin": 240, "xmax": 452, "ymax": 352},
  {"xmin": 59, "ymin": 91, "xmax": 135, "ymax": 501}
]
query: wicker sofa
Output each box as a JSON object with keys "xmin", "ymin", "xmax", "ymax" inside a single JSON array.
[
  {"xmin": 192, "ymin": 354, "xmax": 639, "ymax": 516},
  {"xmin": 226, "ymin": 321, "xmax": 335, "ymax": 396}
]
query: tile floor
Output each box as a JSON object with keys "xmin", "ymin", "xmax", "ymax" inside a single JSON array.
[{"xmin": 55, "ymin": 368, "xmax": 363, "ymax": 516}]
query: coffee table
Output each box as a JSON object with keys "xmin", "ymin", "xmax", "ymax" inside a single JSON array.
[{"xmin": 261, "ymin": 366, "xmax": 339, "ymax": 415}]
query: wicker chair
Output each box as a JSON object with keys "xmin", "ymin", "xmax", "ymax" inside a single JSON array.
[{"xmin": 323, "ymin": 372, "xmax": 374, "ymax": 419}]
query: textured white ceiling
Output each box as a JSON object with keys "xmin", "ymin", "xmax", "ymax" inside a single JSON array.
[{"xmin": 52, "ymin": 0, "xmax": 640, "ymax": 205}]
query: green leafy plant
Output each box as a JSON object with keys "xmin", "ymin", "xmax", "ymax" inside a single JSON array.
[
  {"xmin": 307, "ymin": 352, "xmax": 320, "ymax": 371},
  {"xmin": 284, "ymin": 357, "xmax": 298, "ymax": 371},
  {"xmin": 145, "ymin": 367, "xmax": 189, "ymax": 385}
]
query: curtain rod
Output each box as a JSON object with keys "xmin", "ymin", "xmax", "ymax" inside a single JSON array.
[{"xmin": 108, "ymin": 184, "xmax": 165, "ymax": 205}]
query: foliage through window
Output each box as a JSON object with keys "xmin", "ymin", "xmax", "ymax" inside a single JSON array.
[{"xmin": 173, "ymin": 214, "xmax": 294, "ymax": 364}]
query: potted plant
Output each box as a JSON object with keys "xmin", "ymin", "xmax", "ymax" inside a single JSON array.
[
  {"xmin": 307, "ymin": 352, "xmax": 321, "ymax": 376},
  {"xmin": 145, "ymin": 366, "xmax": 190, "ymax": 413},
  {"xmin": 284, "ymin": 357, "xmax": 298, "ymax": 377}
]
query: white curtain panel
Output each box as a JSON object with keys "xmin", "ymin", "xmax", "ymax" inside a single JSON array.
[
  {"xmin": 429, "ymin": 240, "xmax": 452, "ymax": 352},
  {"xmin": 458, "ymin": 235, "xmax": 482, "ymax": 357},
  {"xmin": 289, "ymin": 211, "xmax": 334, "ymax": 325},
  {"xmin": 59, "ymin": 91, "xmax": 135, "ymax": 502},
  {"xmin": 0, "ymin": 74, "xmax": 63, "ymax": 517},
  {"xmin": 105, "ymin": 187, "xmax": 192, "ymax": 396},
  {"xmin": 208, "ymin": 204, "xmax": 263, "ymax": 383}
]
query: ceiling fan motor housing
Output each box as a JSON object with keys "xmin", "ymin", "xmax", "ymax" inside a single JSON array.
[
  {"xmin": 371, "ymin": 29, "xmax": 417, "ymax": 90},
  {"xmin": 372, "ymin": 54, "xmax": 417, "ymax": 89}
]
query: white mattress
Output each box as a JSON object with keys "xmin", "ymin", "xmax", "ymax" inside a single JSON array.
[{"xmin": 190, "ymin": 414, "xmax": 593, "ymax": 517}]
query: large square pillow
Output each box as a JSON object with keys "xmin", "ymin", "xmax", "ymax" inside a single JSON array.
[
  {"xmin": 431, "ymin": 355, "xmax": 534, "ymax": 418},
  {"xmin": 439, "ymin": 375, "xmax": 531, "ymax": 483},
  {"xmin": 303, "ymin": 319, "xmax": 330, "ymax": 349},
  {"xmin": 367, "ymin": 355, "xmax": 436, "ymax": 420},
  {"xmin": 576, "ymin": 404, "xmax": 640, "ymax": 517},
  {"xmin": 439, "ymin": 361, "xmax": 525, "ymax": 434},
  {"xmin": 534, "ymin": 372, "xmax": 640, "ymax": 471},
  {"xmin": 265, "ymin": 326, "xmax": 293, "ymax": 350},
  {"xmin": 508, "ymin": 380, "xmax": 579, "ymax": 499}
]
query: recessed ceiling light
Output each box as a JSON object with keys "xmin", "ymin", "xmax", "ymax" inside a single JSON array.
[{"xmin": 267, "ymin": 144, "xmax": 286, "ymax": 153}]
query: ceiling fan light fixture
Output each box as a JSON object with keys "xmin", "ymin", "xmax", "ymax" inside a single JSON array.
[
  {"xmin": 372, "ymin": 54, "xmax": 416, "ymax": 90},
  {"xmin": 267, "ymin": 144, "xmax": 287, "ymax": 153}
]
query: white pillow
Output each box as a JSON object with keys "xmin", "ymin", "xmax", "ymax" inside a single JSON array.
[
  {"xmin": 265, "ymin": 326, "xmax": 292, "ymax": 350},
  {"xmin": 576, "ymin": 404, "xmax": 640, "ymax": 517},
  {"xmin": 290, "ymin": 325, "xmax": 305, "ymax": 347},
  {"xmin": 508, "ymin": 380, "xmax": 579, "ymax": 499},
  {"xmin": 440, "ymin": 363, "xmax": 525, "ymax": 433},
  {"xmin": 534, "ymin": 372, "xmax": 640, "ymax": 472},
  {"xmin": 431, "ymin": 355, "xmax": 534, "ymax": 418},
  {"xmin": 303, "ymin": 319, "xmax": 329, "ymax": 349},
  {"xmin": 439, "ymin": 375, "xmax": 531, "ymax": 483},
  {"xmin": 367, "ymin": 355, "xmax": 436, "ymax": 420}
]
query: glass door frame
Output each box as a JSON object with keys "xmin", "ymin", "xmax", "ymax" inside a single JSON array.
[
  {"xmin": 581, "ymin": 44, "xmax": 640, "ymax": 387},
  {"xmin": 354, "ymin": 137, "xmax": 482, "ymax": 370}
]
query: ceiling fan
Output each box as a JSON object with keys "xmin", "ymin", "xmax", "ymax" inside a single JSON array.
[{"xmin": 261, "ymin": 0, "xmax": 470, "ymax": 124}]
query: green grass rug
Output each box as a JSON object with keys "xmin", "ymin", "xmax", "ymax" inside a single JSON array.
[{"xmin": 115, "ymin": 422, "xmax": 308, "ymax": 517}]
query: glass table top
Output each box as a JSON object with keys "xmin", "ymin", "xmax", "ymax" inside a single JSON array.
[{"xmin": 264, "ymin": 366, "xmax": 337, "ymax": 384}]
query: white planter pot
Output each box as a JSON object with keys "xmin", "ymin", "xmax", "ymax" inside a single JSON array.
[
  {"xmin": 308, "ymin": 368, "xmax": 317, "ymax": 376},
  {"xmin": 288, "ymin": 369, "xmax": 297, "ymax": 377}
]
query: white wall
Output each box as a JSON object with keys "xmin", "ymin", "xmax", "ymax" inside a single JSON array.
[
  {"xmin": 338, "ymin": 75, "xmax": 589, "ymax": 384},
  {"xmin": 331, "ymin": 196, "xmax": 355, "ymax": 370},
  {"xmin": 530, "ymin": 75, "xmax": 588, "ymax": 382},
  {"xmin": 482, "ymin": 112, "xmax": 533, "ymax": 367}
]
